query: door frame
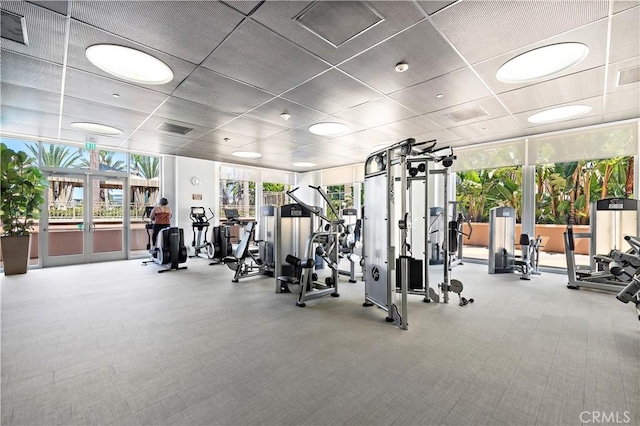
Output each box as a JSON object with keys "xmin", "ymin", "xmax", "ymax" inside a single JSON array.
[{"xmin": 40, "ymin": 170, "xmax": 130, "ymax": 267}]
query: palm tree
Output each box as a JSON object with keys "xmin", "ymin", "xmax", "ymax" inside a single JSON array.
[
  {"xmin": 27, "ymin": 143, "xmax": 83, "ymax": 168},
  {"xmin": 131, "ymin": 155, "xmax": 160, "ymax": 179},
  {"xmin": 79, "ymin": 150, "xmax": 126, "ymax": 171}
]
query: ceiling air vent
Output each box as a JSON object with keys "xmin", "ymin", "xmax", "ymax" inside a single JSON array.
[
  {"xmin": 1, "ymin": 10, "xmax": 28, "ymax": 45},
  {"xmin": 617, "ymin": 66, "xmax": 640, "ymax": 86},
  {"xmin": 445, "ymin": 107, "xmax": 489, "ymax": 123},
  {"xmin": 294, "ymin": 1, "xmax": 384, "ymax": 48},
  {"xmin": 157, "ymin": 122, "xmax": 193, "ymax": 135}
]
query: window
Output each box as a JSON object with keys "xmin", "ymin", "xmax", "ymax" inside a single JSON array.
[
  {"xmin": 220, "ymin": 179, "xmax": 256, "ymax": 218},
  {"xmin": 262, "ymin": 182, "xmax": 292, "ymax": 207}
]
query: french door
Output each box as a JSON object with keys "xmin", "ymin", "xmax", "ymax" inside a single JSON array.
[{"xmin": 41, "ymin": 173, "xmax": 129, "ymax": 267}]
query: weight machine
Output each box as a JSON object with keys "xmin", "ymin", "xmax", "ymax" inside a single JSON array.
[
  {"xmin": 141, "ymin": 206, "xmax": 188, "ymax": 273},
  {"xmin": 338, "ymin": 208, "xmax": 364, "ymax": 283},
  {"xmin": 362, "ymin": 138, "xmax": 472, "ymax": 330},
  {"xmin": 277, "ymin": 186, "xmax": 341, "ymax": 307}
]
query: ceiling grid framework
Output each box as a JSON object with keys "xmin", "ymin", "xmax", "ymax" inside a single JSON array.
[{"xmin": 0, "ymin": 0, "xmax": 637, "ymax": 171}]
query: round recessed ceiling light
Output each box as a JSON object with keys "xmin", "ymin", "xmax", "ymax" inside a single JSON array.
[
  {"xmin": 496, "ymin": 42, "xmax": 589, "ymax": 83},
  {"xmin": 309, "ymin": 122, "xmax": 350, "ymax": 136},
  {"xmin": 436, "ymin": 93, "xmax": 443, "ymax": 98},
  {"xmin": 232, "ymin": 151, "xmax": 262, "ymax": 159},
  {"xmin": 292, "ymin": 162, "xmax": 316, "ymax": 167},
  {"xmin": 527, "ymin": 104, "xmax": 592, "ymax": 124},
  {"xmin": 85, "ymin": 44, "xmax": 174, "ymax": 85},
  {"xmin": 71, "ymin": 122, "xmax": 123, "ymax": 136}
]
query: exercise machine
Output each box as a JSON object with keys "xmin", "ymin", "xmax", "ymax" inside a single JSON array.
[
  {"xmin": 362, "ymin": 138, "xmax": 472, "ymax": 330},
  {"xmin": 565, "ymin": 198, "xmax": 640, "ymax": 292},
  {"xmin": 429, "ymin": 202, "xmax": 472, "ymax": 267},
  {"xmin": 141, "ymin": 206, "xmax": 188, "ymax": 273},
  {"xmin": 616, "ymin": 267, "xmax": 640, "ymax": 322},
  {"xmin": 189, "ymin": 207, "xmax": 215, "ymax": 259},
  {"xmin": 278, "ymin": 186, "xmax": 341, "ymax": 307},
  {"xmin": 488, "ymin": 206, "xmax": 516, "ymax": 274},
  {"xmin": 222, "ymin": 221, "xmax": 272, "ymax": 282},
  {"xmin": 514, "ymin": 234, "xmax": 542, "ymax": 280},
  {"xmin": 338, "ymin": 208, "xmax": 364, "ymax": 283}
]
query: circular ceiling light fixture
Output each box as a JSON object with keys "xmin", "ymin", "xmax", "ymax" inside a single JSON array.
[
  {"xmin": 496, "ymin": 42, "xmax": 589, "ymax": 83},
  {"xmin": 232, "ymin": 151, "xmax": 262, "ymax": 159},
  {"xmin": 436, "ymin": 93, "xmax": 443, "ymax": 98},
  {"xmin": 85, "ymin": 44, "xmax": 174, "ymax": 85},
  {"xmin": 292, "ymin": 162, "xmax": 316, "ymax": 167},
  {"xmin": 395, "ymin": 62, "xmax": 409, "ymax": 73},
  {"xmin": 527, "ymin": 104, "xmax": 592, "ymax": 124},
  {"xmin": 71, "ymin": 122, "xmax": 123, "ymax": 135},
  {"xmin": 308, "ymin": 122, "xmax": 350, "ymax": 136}
]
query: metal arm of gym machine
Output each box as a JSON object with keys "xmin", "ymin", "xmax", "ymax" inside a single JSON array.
[
  {"xmin": 307, "ymin": 185, "xmax": 343, "ymax": 223},
  {"xmin": 286, "ymin": 187, "xmax": 333, "ymax": 225}
]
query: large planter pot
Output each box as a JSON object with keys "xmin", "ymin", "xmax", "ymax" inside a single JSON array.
[{"xmin": 1, "ymin": 234, "xmax": 31, "ymax": 275}]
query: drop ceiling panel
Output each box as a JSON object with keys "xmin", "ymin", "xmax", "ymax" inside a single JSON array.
[
  {"xmin": 172, "ymin": 67, "xmax": 273, "ymax": 114},
  {"xmin": 417, "ymin": 1, "xmax": 457, "ymax": 15},
  {"xmin": 339, "ymin": 21, "xmax": 466, "ymax": 94},
  {"xmin": 244, "ymin": 98, "xmax": 328, "ymax": 129},
  {"xmin": 512, "ymin": 95, "xmax": 604, "ymax": 128},
  {"xmin": 1, "ymin": 84, "xmax": 61, "ymax": 114},
  {"xmin": 180, "ymin": 139, "xmax": 245, "ymax": 156},
  {"xmin": 334, "ymin": 98, "xmax": 416, "ymax": 128},
  {"xmin": 0, "ymin": 1, "xmax": 66, "ymax": 63},
  {"xmin": 125, "ymin": 130, "xmax": 193, "ymax": 149},
  {"xmin": 29, "ymin": 1, "xmax": 69, "ymax": 16},
  {"xmin": 0, "ymin": 106, "xmax": 59, "ymax": 138},
  {"xmin": 251, "ymin": 1, "xmax": 425, "ymax": 65},
  {"xmin": 604, "ymin": 108, "xmax": 640, "ymax": 123},
  {"xmin": 431, "ymin": 0, "xmax": 609, "ymax": 64},
  {"xmin": 70, "ymin": 1, "xmax": 244, "ymax": 64},
  {"xmin": 449, "ymin": 115, "xmax": 522, "ymax": 139},
  {"xmin": 201, "ymin": 20, "xmax": 330, "ymax": 94},
  {"xmin": 613, "ymin": 1, "xmax": 639, "ymax": 13},
  {"xmin": 390, "ymin": 67, "xmax": 492, "ymax": 114},
  {"xmin": 472, "ymin": 19, "xmax": 609, "ymax": 95},
  {"xmin": 605, "ymin": 87, "xmax": 640, "ymax": 113},
  {"xmin": 153, "ymin": 97, "xmax": 238, "ymax": 130},
  {"xmin": 609, "ymin": 6, "xmax": 640, "ymax": 63},
  {"xmin": 328, "ymin": 129, "xmax": 393, "ymax": 150},
  {"xmin": 66, "ymin": 21, "xmax": 196, "ymax": 94},
  {"xmin": 371, "ymin": 116, "xmax": 445, "ymax": 141},
  {"xmin": 282, "ymin": 70, "xmax": 381, "ymax": 115},
  {"xmin": 607, "ymin": 57, "xmax": 640, "ymax": 91},
  {"xmin": 257, "ymin": 129, "xmax": 330, "ymax": 148},
  {"xmin": 498, "ymin": 67, "xmax": 606, "ymax": 113},
  {"xmin": 195, "ymin": 130, "xmax": 257, "ymax": 147},
  {"xmin": 64, "ymin": 69, "xmax": 169, "ymax": 114},
  {"xmin": 520, "ymin": 115, "xmax": 605, "ymax": 137},
  {"xmin": 61, "ymin": 98, "xmax": 149, "ymax": 133},
  {"xmin": 0, "ymin": 51, "xmax": 63, "ymax": 93},
  {"xmin": 424, "ymin": 97, "xmax": 511, "ymax": 128},
  {"xmin": 217, "ymin": 117, "xmax": 288, "ymax": 140},
  {"xmin": 222, "ymin": 1, "xmax": 262, "ymax": 15},
  {"xmin": 413, "ymin": 129, "xmax": 463, "ymax": 146}
]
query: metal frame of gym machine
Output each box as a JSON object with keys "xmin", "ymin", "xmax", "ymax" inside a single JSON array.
[{"xmin": 362, "ymin": 138, "xmax": 468, "ymax": 330}]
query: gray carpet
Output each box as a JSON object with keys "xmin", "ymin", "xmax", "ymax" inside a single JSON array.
[{"xmin": 1, "ymin": 259, "xmax": 638, "ymax": 426}]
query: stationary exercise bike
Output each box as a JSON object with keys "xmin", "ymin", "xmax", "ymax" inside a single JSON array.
[
  {"xmin": 189, "ymin": 207, "xmax": 215, "ymax": 259},
  {"xmin": 142, "ymin": 206, "xmax": 188, "ymax": 273}
]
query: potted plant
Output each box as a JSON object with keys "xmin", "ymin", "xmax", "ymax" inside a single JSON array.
[{"xmin": 1, "ymin": 143, "xmax": 47, "ymax": 275}]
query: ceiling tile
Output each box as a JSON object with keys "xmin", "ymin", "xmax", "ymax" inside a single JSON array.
[
  {"xmin": 0, "ymin": 106, "xmax": 59, "ymax": 138},
  {"xmin": 251, "ymin": 1, "xmax": 425, "ymax": 65},
  {"xmin": 244, "ymin": 98, "xmax": 328, "ymax": 128},
  {"xmin": 472, "ymin": 18, "xmax": 609, "ymax": 95},
  {"xmin": 71, "ymin": 1, "xmax": 244, "ymax": 64},
  {"xmin": 390, "ymin": 67, "xmax": 492, "ymax": 114},
  {"xmin": 431, "ymin": 0, "xmax": 609, "ymax": 64},
  {"xmin": 61, "ymin": 98, "xmax": 149, "ymax": 134},
  {"xmin": 424, "ymin": 97, "xmax": 511, "ymax": 128},
  {"xmin": 449, "ymin": 115, "xmax": 521, "ymax": 139},
  {"xmin": 1, "ymin": 1, "xmax": 66, "ymax": 64},
  {"xmin": 202, "ymin": 20, "xmax": 330, "ymax": 94},
  {"xmin": 137, "ymin": 116, "xmax": 213, "ymax": 141},
  {"xmin": 222, "ymin": 1, "xmax": 263, "ymax": 15},
  {"xmin": 607, "ymin": 57, "xmax": 640, "ymax": 92},
  {"xmin": 334, "ymin": 98, "xmax": 417, "ymax": 128},
  {"xmin": 154, "ymin": 98, "xmax": 238, "ymax": 130},
  {"xmin": 173, "ymin": 67, "xmax": 273, "ymax": 114},
  {"xmin": 195, "ymin": 130, "xmax": 257, "ymax": 147},
  {"xmin": 0, "ymin": 51, "xmax": 63, "ymax": 93},
  {"xmin": 282, "ymin": 70, "xmax": 381, "ymax": 114},
  {"xmin": 1, "ymin": 84, "xmax": 61, "ymax": 115},
  {"xmin": 605, "ymin": 86, "xmax": 640, "ymax": 113},
  {"xmin": 339, "ymin": 20, "xmax": 466, "ymax": 94},
  {"xmin": 609, "ymin": 6, "xmax": 640, "ymax": 63},
  {"xmin": 512, "ymin": 95, "xmax": 604, "ymax": 128},
  {"xmin": 64, "ymin": 69, "xmax": 169, "ymax": 114},
  {"xmin": 216, "ymin": 117, "xmax": 288, "ymax": 140},
  {"xmin": 498, "ymin": 67, "xmax": 606, "ymax": 114},
  {"xmin": 66, "ymin": 21, "xmax": 197, "ymax": 94},
  {"xmin": 417, "ymin": 1, "xmax": 457, "ymax": 15}
]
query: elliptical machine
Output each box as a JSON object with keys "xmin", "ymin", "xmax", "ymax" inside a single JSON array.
[
  {"xmin": 189, "ymin": 207, "xmax": 215, "ymax": 259},
  {"xmin": 142, "ymin": 206, "xmax": 188, "ymax": 273}
]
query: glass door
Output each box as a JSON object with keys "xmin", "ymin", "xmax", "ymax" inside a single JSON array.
[{"xmin": 41, "ymin": 173, "xmax": 128, "ymax": 267}]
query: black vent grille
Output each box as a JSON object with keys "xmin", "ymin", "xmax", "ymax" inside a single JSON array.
[
  {"xmin": 1, "ymin": 10, "xmax": 28, "ymax": 45},
  {"xmin": 157, "ymin": 122, "xmax": 193, "ymax": 135},
  {"xmin": 618, "ymin": 66, "xmax": 640, "ymax": 86}
]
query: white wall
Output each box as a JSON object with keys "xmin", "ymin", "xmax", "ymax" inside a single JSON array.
[
  {"xmin": 175, "ymin": 157, "xmax": 218, "ymax": 233},
  {"xmin": 161, "ymin": 156, "xmax": 178, "ymax": 226}
]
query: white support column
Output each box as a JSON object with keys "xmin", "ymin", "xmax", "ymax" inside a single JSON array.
[{"xmin": 521, "ymin": 165, "xmax": 536, "ymax": 238}]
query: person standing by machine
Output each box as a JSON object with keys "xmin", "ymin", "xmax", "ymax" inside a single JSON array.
[{"xmin": 150, "ymin": 197, "xmax": 172, "ymax": 247}]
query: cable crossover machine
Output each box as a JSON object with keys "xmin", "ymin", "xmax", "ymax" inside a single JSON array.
[{"xmin": 363, "ymin": 138, "xmax": 473, "ymax": 330}]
